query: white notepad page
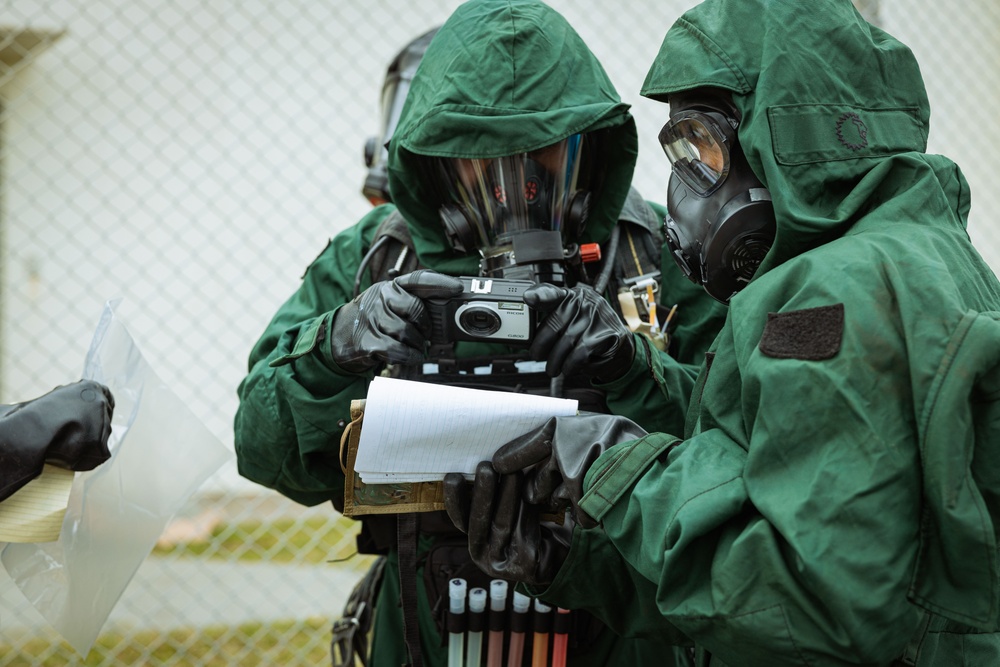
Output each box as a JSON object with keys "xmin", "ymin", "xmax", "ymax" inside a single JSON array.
[{"xmin": 354, "ymin": 376, "xmax": 578, "ymax": 484}]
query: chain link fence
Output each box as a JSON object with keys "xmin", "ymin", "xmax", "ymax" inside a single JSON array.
[{"xmin": 0, "ymin": 0, "xmax": 997, "ymax": 664}]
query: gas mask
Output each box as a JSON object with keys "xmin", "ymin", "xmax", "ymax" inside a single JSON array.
[
  {"xmin": 431, "ymin": 133, "xmax": 597, "ymax": 286},
  {"xmin": 362, "ymin": 27, "xmax": 438, "ymax": 206},
  {"xmin": 660, "ymin": 94, "xmax": 776, "ymax": 303}
]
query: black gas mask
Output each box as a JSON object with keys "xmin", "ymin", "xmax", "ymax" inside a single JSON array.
[
  {"xmin": 431, "ymin": 133, "xmax": 596, "ymax": 286},
  {"xmin": 660, "ymin": 92, "xmax": 775, "ymax": 303}
]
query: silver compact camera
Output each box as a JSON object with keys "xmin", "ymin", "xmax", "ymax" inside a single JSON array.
[{"xmin": 427, "ymin": 277, "xmax": 535, "ymax": 344}]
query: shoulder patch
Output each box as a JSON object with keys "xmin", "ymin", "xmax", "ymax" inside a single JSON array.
[{"xmin": 759, "ymin": 304, "xmax": 844, "ymax": 360}]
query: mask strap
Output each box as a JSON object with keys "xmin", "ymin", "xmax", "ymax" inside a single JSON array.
[{"xmin": 439, "ymin": 205, "xmax": 478, "ymax": 254}]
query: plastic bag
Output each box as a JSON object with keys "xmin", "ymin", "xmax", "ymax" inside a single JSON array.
[{"xmin": 1, "ymin": 299, "xmax": 232, "ymax": 655}]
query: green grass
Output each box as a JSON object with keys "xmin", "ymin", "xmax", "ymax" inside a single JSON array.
[
  {"xmin": 151, "ymin": 516, "xmax": 362, "ymax": 564},
  {"xmin": 0, "ymin": 618, "xmax": 332, "ymax": 666}
]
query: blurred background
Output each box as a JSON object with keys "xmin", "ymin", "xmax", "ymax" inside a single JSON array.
[{"xmin": 1, "ymin": 0, "xmax": 998, "ymax": 664}]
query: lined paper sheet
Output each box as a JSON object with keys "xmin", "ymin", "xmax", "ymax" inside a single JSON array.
[
  {"xmin": 0, "ymin": 465, "xmax": 74, "ymax": 543},
  {"xmin": 354, "ymin": 377, "xmax": 578, "ymax": 483}
]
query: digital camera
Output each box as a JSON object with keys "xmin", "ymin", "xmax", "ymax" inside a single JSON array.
[{"xmin": 427, "ymin": 277, "xmax": 535, "ymax": 345}]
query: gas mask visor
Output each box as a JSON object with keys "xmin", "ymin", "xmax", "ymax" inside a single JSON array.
[
  {"xmin": 431, "ymin": 134, "xmax": 594, "ymax": 282},
  {"xmin": 362, "ymin": 71, "xmax": 414, "ymax": 205},
  {"xmin": 363, "ymin": 28, "xmax": 438, "ymax": 205},
  {"xmin": 658, "ymin": 110, "xmax": 734, "ymax": 197}
]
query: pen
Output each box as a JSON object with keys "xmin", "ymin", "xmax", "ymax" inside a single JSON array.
[
  {"xmin": 551, "ymin": 608, "xmax": 571, "ymax": 667},
  {"xmin": 664, "ymin": 303, "xmax": 678, "ymax": 329},
  {"xmin": 487, "ymin": 580, "xmax": 508, "ymax": 667},
  {"xmin": 467, "ymin": 587, "xmax": 487, "ymax": 667},
  {"xmin": 507, "ymin": 591, "xmax": 530, "ymax": 667},
  {"xmin": 449, "ymin": 578, "xmax": 468, "ymax": 667},
  {"xmin": 531, "ymin": 599, "xmax": 552, "ymax": 667}
]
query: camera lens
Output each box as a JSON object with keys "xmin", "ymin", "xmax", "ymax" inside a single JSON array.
[{"xmin": 458, "ymin": 306, "xmax": 502, "ymax": 336}]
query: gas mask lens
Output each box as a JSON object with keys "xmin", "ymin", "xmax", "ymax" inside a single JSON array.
[
  {"xmin": 659, "ymin": 110, "xmax": 732, "ymax": 196},
  {"xmin": 433, "ymin": 134, "xmax": 588, "ymax": 252}
]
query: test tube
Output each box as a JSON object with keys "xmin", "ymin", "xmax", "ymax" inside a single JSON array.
[
  {"xmin": 531, "ymin": 599, "xmax": 552, "ymax": 667},
  {"xmin": 487, "ymin": 580, "xmax": 508, "ymax": 667},
  {"xmin": 551, "ymin": 608, "xmax": 571, "ymax": 667},
  {"xmin": 467, "ymin": 587, "xmax": 487, "ymax": 667},
  {"xmin": 449, "ymin": 578, "xmax": 468, "ymax": 667},
  {"xmin": 507, "ymin": 591, "xmax": 531, "ymax": 667}
]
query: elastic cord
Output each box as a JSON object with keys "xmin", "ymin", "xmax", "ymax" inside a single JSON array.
[{"xmin": 353, "ymin": 234, "xmax": 393, "ymax": 298}]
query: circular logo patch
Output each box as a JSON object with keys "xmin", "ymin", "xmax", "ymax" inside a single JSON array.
[{"xmin": 836, "ymin": 112, "xmax": 869, "ymax": 151}]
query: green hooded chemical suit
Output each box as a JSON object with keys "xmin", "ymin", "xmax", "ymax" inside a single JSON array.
[
  {"xmin": 531, "ymin": 0, "xmax": 1000, "ymax": 665},
  {"xmin": 233, "ymin": 1, "xmax": 724, "ymax": 665}
]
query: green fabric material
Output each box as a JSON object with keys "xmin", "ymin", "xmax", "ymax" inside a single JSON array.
[
  {"xmin": 234, "ymin": 206, "xmax": 388, "ymax": 507},
  {"xmin": 387, "ymin": 0, "xmax": 637, "ymax": 275},
  {"xmin": 541, "ymin": 0, "xmax": 1000, "ymax": 664},
  {"xmin": 578, "ymin": 434, "xmax": 680, "ymax": 522},
  {"xmin": 525, "ymin": 527, "xmax": 695, "ymax": 663},
  {"xmin": 233, "ymin": 2, "xmax": 725, "ymax": 664},
  {"xmin": 600, "ymin": 335, "xmax": 695, "ymax": 437}
]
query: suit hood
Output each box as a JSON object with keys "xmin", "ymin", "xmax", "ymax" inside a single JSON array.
[{"xmin": 387, "ymin": 0, "xmax": 638, "ymax": 274}]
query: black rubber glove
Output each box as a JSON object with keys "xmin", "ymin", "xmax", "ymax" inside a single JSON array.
[
  {"xmin": 495, "ymin": 413, "xmax": 647, "ymax": 528},
  {"xmin": 444, "ymin": 463, "xmax": 573, "ymax": 587},
  {"xmin": 330, "ymin": 269, "xmax": 464, "ymax": 373},
  {"xmin": 525, "ymin": 283, "xmax": 636, "ymax": 382},
  {"xmin": 0, "ymin": 380, "xmax": 115, "ymax": 502},
  {"xmin": 444, "ymin": 413, "xmax": 647, "ymax": 585}
]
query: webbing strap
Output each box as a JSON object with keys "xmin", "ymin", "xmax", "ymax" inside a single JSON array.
[
  {"xmin": 397, "ymin": 513, "xmax": 423, "ymax": 667},
  {"xmin": 330, "ymin": 555, "xmax": 386, "ymax": 667}
]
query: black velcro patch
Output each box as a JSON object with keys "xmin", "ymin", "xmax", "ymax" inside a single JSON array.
[{"xmin": 758, "ymin": 304, "xmax": 844, "ymax": 360}]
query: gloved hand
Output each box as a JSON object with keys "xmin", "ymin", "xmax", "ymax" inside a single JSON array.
[
  {"xmin": 497, "ymin": 412, "xmax": 647, "ymax": 528},
  {"xmin": 444, "ymin": 413, "xmax": 647, "ymax": 585},
  {"xmin": 444, "ymin": 463, "xmax": 573, "ymax": 587},
  {"xmin": 0, "ymin": 380, "xmax": 115, "ymax": 502},
  {"xmin": 525, "ymin": 283, "xmax": 636, "ymax": 382},
  {"xmin": 329, "ymin": 269, "xmax": 464, "ymax": 373}
]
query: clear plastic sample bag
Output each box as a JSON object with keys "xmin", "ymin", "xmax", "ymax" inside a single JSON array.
[{"xmin": 1, "ymin": 300, "xmax": 232, "ymax": 654}]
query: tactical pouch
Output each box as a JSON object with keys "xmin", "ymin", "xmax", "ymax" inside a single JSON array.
[
  {"xmin": 341, "ymin": 399, "xmax": 448, "ymax": 516},
  {"xmin": 421, "ymin": 538, "xmax": 496, "ymax": 643}
]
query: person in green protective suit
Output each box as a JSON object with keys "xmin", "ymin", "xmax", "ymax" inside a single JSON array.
[
  {"xmin": 444, "ymin": 0, "xmax": 1000, "ymax": 664},
  {"xmin": 233, "ymin": 1, "xmax": 724, "ymax": 666}
]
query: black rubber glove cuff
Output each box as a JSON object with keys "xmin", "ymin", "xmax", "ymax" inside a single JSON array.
[{"xmin": 0, "ymin": 380, "xmax": 115, "ymax": 502}]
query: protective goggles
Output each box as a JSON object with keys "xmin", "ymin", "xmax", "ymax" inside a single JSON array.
[{"xmin": 658, "ymin": 110, "xmax": 736, "ymax": 196}]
